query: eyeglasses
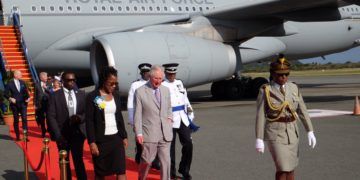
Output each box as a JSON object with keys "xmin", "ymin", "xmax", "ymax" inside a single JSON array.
[
  {"xmin": 276, "ymin": 73, "xmax": 289, "ymax": 77},
  {"xmin": 64, "ymin": 78, "xmax": 76, "ymax": 82}
]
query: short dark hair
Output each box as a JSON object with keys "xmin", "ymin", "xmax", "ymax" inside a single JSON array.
[
  {"xmin": 61, "ymin": 71, "xmax": 75, "ymax": 80},
  {"xmin": 98, "ymin": 66, "xmax": 118, "ymax": 88}
]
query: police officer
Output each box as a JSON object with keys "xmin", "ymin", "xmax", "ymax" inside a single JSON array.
[
  {"xmin": 127, "ymin": 63, "xmax": 160, "ymax": 169},
  {"xmin": 162, "ymin": 63, "xmax": 195, "ymax": 180},
  {"xmin": 255, "ymin": 55, "xmax": 317, "ymax": 180}
]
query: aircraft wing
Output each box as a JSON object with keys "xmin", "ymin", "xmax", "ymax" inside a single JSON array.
[{"xmin": 203, "ymin": 0, "xmax": 339, "ymax": 20}]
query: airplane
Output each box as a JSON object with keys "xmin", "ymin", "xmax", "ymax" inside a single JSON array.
[{"xmin": 0, "ymin": 0, "xmax": 359, "ymax": 99}]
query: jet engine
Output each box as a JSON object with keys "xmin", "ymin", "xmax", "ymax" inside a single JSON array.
[{"xmin": 90, "ymin": 32, "xmax": 237, "ymax": 95}]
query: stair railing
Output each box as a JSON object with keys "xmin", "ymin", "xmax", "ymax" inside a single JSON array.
[
  {"xmin": 12, "ymin": 11, "xmax": 39, "ymax": 83},
  {"xmin": 0, "ymin": 39, "xmax": 7, "ymax": 89}
]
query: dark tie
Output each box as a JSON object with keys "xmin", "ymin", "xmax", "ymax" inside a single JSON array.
[
  {"xmin": 155, "ymin": 88, "xmax": 161, "ymax": 104},
  {"xmin": 67, "ymin": 91, "xmax": 75, "ymax": 116},
  {"xmin": 280, "ymin": 86, "xmax": 285, "ymax": 96}
]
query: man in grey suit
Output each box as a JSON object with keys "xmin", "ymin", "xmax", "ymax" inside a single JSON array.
[{"xmin": 134, "ymin": 65, "xmax": 173, "ymax": 180}]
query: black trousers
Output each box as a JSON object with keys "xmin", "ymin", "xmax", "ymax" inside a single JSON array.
[
  {"xmin": 35, "ymin": 108, "xmax": 47, "ymax": 137},
  {"xmin": 171, "ymin": 122, "xmax": 193, "ymax": 177},
  {"xmin": 10, "ymin": 104, "xmax": 27, "ymax": 139},
  {"xmin": 57, "ymin": 134, "xmax": 87, "ymax": 180}
]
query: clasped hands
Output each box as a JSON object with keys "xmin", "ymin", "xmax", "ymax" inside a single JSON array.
[
  {"xmin": 90, "ymin": 138, "xmax": 128, "ymax": 156},
  {"xmin": 255, "ymin": 131, "xmax": 317, "ymax": 153}
]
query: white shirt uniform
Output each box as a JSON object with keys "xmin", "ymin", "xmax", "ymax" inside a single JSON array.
[
  {"xmin": 163, "ymin": 79, "xmax": 194, "ymax": 128},
  {"xmin": 127, "ymin": 78, "xmax": 148, "ymax": 126}
]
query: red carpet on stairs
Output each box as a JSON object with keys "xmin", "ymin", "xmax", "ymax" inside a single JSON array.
[{"xmin": 8, "ymin": 121, "xmax": 160, "ymax": 180}]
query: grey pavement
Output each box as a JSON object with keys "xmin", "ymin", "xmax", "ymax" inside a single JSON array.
[{"xmin": 0, "ymin": 125, "xmax": 37, "ymax": 180}]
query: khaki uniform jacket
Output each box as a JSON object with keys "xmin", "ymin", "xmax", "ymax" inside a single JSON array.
[
  {"xmin": 256, "ymin": 81, "xmax": 314, "ymax": 144},
  {"xmin": 134, "ymin": 82, "xmax": 173, "ymax": 143}
]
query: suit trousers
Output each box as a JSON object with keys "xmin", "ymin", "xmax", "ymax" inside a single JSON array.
[
  {"xmin": 171, "ymin": 122, "xmax": 193, "ymax": 177},
  {"xmin": 139, "ymin": 140, "xmax": 171, "ymax": 180},
  {"xmin": 35, "ymin": 107, "xmax": 47, "ymax": 137},
  {"xmin": 57, "ymin": 133, "xmax": 87, "ymax": 180},
  {"xmin": 10, "ymin": 104, "xmax": 27, "ymax": 139}
]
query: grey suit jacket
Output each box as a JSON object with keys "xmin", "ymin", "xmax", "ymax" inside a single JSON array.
[{"xmin": 134, "ymin": 82, "xmax": 173, "ymax": 143}]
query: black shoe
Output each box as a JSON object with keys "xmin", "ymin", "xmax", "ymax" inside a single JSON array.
[
  {"xmin": 178, "ymin": 170, "xmax": 192, "ymax": 180},
  {"xmin": 181, "ymin": 174, "xmax": 192, "ymax": 180}
]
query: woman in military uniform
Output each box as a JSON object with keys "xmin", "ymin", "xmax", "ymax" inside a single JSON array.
[{"xmin": 255, "ymin": 55, "xmax": 317, "ymax": 180}]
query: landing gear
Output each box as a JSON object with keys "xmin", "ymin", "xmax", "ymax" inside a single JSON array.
[{"xmin": 211, "ymin": 76, "xmax": 268, "ymax": 99}]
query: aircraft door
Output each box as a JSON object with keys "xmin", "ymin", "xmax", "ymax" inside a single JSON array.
[{"xmin": 165, "ymin": 33, "xmax": 191, "ymax": 84}]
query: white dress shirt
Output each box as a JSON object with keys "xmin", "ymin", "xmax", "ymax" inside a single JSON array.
[{"xmin": 63, "ymin": 87, "xmax": 77, "ymax": 114}]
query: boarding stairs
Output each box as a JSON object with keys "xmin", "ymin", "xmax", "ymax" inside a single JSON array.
[{"xmin": 0, "ymin": 13, "xmax": 39, "ymax": 122}]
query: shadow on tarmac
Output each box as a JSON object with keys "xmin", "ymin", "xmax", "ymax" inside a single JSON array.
[{"xmin": 1, "ymin": 170, "xmax": 37, "ymax": 180}]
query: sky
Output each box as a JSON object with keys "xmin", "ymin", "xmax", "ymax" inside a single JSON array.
[{"xmin": 300, "ymin": 46, "xmax": 360, "ymax": 64}]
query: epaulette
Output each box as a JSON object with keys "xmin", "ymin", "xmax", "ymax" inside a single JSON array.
[
  {"xmin": 261, "ymin": 83, "xmax": 269, "ymax": 89},
  {"xmin": 132, "ymin": 79, "xmax": 141, "ymax": 83}
]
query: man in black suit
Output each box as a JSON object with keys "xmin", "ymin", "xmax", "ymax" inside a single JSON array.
[
  {"xmin": 35, "ymin": 72, "xmax": 50, "ymax": 137},
  {"xmin": 47, "ymin": 72, "xmax": 87, "ymax": 180},
  {"xmin": 4, "ymin": 70, "xmax": 30, "ymax": 141}
]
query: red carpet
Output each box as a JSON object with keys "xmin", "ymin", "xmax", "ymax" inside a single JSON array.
[{"xmin": 8, "ymin": 121, "xmax": 160, "ymax": 180}]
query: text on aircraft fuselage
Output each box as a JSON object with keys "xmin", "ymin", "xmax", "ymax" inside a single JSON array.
[{"xmin": 65, "ymin": 0, "xmax": 214, "ymax": 5}]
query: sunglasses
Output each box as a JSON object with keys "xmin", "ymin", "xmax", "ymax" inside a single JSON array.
[
  {"xmin": 64, "ymin": 78, "xmax": 76, "ymax": 82},
  {"xmin": 276, "ymin": 73, "xmax": 290, "ymax": 77},
  {"xmin": 105, "ymin": 81, "xmax": 118, "ymax": 86}
]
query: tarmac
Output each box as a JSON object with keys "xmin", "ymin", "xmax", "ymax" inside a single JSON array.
[{"xmin": 1, "ymin": 74, "xmax": 360, "ymax": 180}]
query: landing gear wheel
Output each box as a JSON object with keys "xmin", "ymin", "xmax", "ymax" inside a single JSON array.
[
  {"xmin": 211, "ymin": 81, "xmax": 226, "ymax": 99},
  {"xmin": 250, "ymin": 77, "xmax": 269, "ymax": 98}
]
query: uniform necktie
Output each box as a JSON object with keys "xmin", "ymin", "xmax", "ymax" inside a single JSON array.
[
  {"xmin": 67, "ymin": 91, "xmax": 75, "ymax": 116},
  {"xmin": 280, "ymin": 85, "xmax": 285, "ymax": 96},
  {"xmin": 155, "ymin": 88, "xmax": 161, "ymax": 104}
]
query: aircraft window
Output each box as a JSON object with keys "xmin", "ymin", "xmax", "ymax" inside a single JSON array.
[
  {"xmin": 164, "ymin": 6, "xmax": 168, "ymax": 11},
  {"xmin": 185, "ymin": 7, "xmax": 189, "ymax": 11},
  {"xmin": 31, "ymin": 6, "xmax": 37, "ymax": 12},
  {"xmin": 346, "ymin": 8, "xmax": 349, "ymax": 12},
  {"xmin": 178, "ymin": 7, "xmax": 182, "ymax": 11},
  {"xmin": 50, "ymin": 6, "xmax": 55, "ymax": 12},
  {"xmin": 206, "ymin": 7, "xmax": 210, "ymax": 10},
  {"xmin": 149, "ymin": 6, "xmax": 153, "ymax": 11},
  {"xmin": 59, "ymin": 6, "xmax": 64, "ymax": 12},
  {"xmin": 156, "ymin": 6, "xmax": 161, "ymax": 11},
  {"xmin": 93, "ymin": 6, "xmax": 98, "ymax": 12},
  {"xmin": 68, "ymin": 6, "xmax": 73, "ymax": 12},
  {"xmin": 141, "ymin": 6, "xmax": 146, "ymax": 11},
  {"xmin": 76, "ymin": 6, "xmax": 81, "ymax": 12},
  {"xmin": 41, "ymin": 6, "xmax": 45, "ymax": 12},
  {"xmin": 199, "ymin": 7, "xmax": 203, "ymax": 11},
  {"xmin": 126, "ymin": 6, "xmax": 130, "ymax": 11},
  {"xmin": 110, "ymin": 6, "xmax": 114, "ymax": 12},
  {"xmin": 134, "ymin": 6, "xmax": 138, "ymax": 11},
  {"xmin": 192, "ymin": 7, "xmax": 196, "ymax": 11},
  {"xmin": 101, "ymin": 6, "xmax": 106, "ymax": 11}
]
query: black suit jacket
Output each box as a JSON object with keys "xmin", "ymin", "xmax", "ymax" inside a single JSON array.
[
  {"xmin": 35, "ymin": 82, "xmax": 49, "ymax": 109},
  {"xmin": 86, "ymin": 90, "xmax": 127, "ymax": 144},
  {"xmin": 47, "ymin": 89, "xmax": 86, "ymax": 141},
  {"xmin": 4, "ymin": 79, "xmax": 29, "ymax": 106}
]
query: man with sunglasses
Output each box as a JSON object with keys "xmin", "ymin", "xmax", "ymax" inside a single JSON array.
[
  {"xmin": 255, "ymin": 55, "xmax": 317, "ymax": 180},
  {"xmin": 47, "ymin": 72, "xmax": 87, "ymax": 180}
]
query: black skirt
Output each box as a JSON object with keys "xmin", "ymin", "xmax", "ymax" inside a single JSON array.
[{"xmin": 92, "ymin": 134, "xmax": 126, "ymax": 176}]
